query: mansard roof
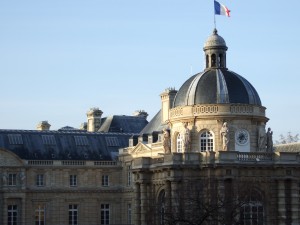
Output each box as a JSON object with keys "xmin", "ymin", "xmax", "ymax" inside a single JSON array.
[
  {"xmin": 99, "ymin": 115, "xmax": 148, "ymax": 133},
  {"xmin": 0, "ymin": 129, "xmax": 135, "ymax": 161},
  {"xmin": 140, "ymin": 110, "xmax": 167, "ymax": 135}
]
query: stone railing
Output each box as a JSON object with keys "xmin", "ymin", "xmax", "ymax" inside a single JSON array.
[
  {"xmin": 237, "ymin": 152, "xmax": 273, "ymax": 161},
  {"xmin": 25, "ymin": 160, "xmax": 119, "ymax": 167},
  {"xmin": 132, "ymin": 151, "xmax": 300, "ymax": 169},
  {"xmin": 170, "ymin": 104, "xmax": 266, "ymax": 119}
]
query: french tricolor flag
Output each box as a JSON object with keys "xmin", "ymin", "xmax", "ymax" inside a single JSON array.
[{"xmin": 214, "ymin": 0, "xmax": 231, "ymax": 17}]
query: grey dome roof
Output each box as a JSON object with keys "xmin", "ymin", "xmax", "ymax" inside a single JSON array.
[
  {"xmin": 204, "ymin": 29, "xmax": 227, "ymax": 50},
  {"xmin": 173, "ymin": 69, "xmax": 261, "ymax": 107}
]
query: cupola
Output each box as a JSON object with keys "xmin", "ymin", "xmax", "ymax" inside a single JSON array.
[{"xmin": 203, "ymin": 29, "xmax": 228, "ymax": 69}]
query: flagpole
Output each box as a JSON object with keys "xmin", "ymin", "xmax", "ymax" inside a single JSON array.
[
  {"xmin": 213, "ymin": 0, "xmax": 217, "ymax": 29},
  {"xmin": 214, "ymin": 13, "xmax": 216, "ymax": 29}
]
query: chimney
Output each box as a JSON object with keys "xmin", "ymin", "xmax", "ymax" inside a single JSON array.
[
  {"xmin": 87, "ymin": 108, "xmax": 103, "ymax": 132},
  {"xmin": 37, "ymin": 121, "xmax": 51, "ymax": 131},
  {"xmin": 79, "ymin": 122, "xmax": 87, "ymax": 131},
  {"xmin": 160, "ymin": 88, "xmax": 177, "ymax": 124},
  {"xmin": 133, "ymin": 110, "xmax": 148, "ymax": 119}
]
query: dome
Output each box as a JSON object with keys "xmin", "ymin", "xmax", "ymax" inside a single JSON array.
[
  {"xmin": 204, "ymin": 29, "xmax": 227, "ymax": 50},
  {"xmin": 172, "ymin": 69, "xmax": 261, "ymax": 107}
]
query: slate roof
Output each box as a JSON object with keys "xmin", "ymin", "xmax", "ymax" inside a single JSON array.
[
  {"xmin": 173, "ymin": 69, "xmax": 261, "ymax": 107},
  {"xmin": 140, "ymin": 110, "xmax": 167, "ymax": 135},
  {"xmin": 99, "ymin": 115, "xmax": 148, "ymax": 133},
  {"xmin": 0, "ymin": 129, "xmax": 136, "ymax": 161}
]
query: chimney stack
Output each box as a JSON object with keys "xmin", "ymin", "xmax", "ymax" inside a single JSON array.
[
  {"xmin": 133, "ymin": 110, "xmax": 148, "ymax": 119},
  {"xmin": 160, "ymin": 88, "xmax": 177, "ymax": 124},
  {"xmin": 37, "ymin": 121, "xmax": 51, "ymax": 131},
  {"xmin": 87, "ymin": 108, "xmax": 103, "ymax": 132}
]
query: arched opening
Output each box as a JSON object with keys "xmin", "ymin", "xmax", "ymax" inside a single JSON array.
[
  {"xmin": 199, "ymin": 131, "xmax": 214, "ymax": 152},
  {"xmin": 219, "ymin": 54, "xmax": 223, "ymax": 67},
  {"xmin": 158, "ymin": 190, "xmax": 165, "ymax": 225},
  {"xmin": 211, "ymin": 54, "xmax": 216, "ymax": 67},
  {"xmin": 206, "ymin": 54, "xmax": 209, "ymax": 68},
  {"xmin": 176, "ymin": 133, "xmax": 183, "ymax": 153}
]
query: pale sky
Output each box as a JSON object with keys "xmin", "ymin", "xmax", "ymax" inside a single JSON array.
[{"xmin": 0, "ymin": 0, "xmax": 299, "ymax": 141}]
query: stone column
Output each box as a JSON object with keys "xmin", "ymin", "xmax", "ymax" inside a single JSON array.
[
  {"xmin": 135, "ymin": 183, "xmax": 141, "ymax": 225},
  {"xmin": 165, "ymin": 181, "xmax": 171, "ymax": 214},
  {"xmin": 170, "ymin": 181, "xmax": 178, "ymax": 213},
  {"xmin": 277, "ymin": 180, "xmax": 286, "ymax": 225},
  {"xmin": 291, "ymin": 180, "xmax": 299, "ymax": 224},
  {"xmin": 140, "ymin": 183, "xmax": 147, "ymax": 225}
]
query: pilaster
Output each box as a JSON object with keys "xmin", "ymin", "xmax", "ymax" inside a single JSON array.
[
  {"xmin": 277, "ymin": 180, "xmax": 286, "ymax": 225},
  {"xmin": 135, "ymin": 183, "xmax": 141, "ymax": 225}
]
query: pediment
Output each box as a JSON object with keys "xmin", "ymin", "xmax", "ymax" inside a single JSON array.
[
  {"xmin": 130, "ymin": 142, "xmax": 152, "ymax": 154},
  {"xmin": 0, "ymin": 148, "xmax": 24, "ymax": 167}
]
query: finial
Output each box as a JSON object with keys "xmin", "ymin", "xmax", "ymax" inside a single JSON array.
[{"xmin": 213, "ymin": 28, "xmax": 218, "ymax": 35}]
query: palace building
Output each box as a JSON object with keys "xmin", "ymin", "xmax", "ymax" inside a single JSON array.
[{"xmin": 1, "ymin": 29, "xmax": 300, "ymax": 225}]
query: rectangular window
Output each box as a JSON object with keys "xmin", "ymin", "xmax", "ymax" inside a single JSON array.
[
  {"xmin": 128, "ymin": 203, "xmax": 132, "ymax": 225},
  {"xmin": 70, "ymin": 175, "xmax": 77, "ymax": 187},
  {"xmin": 35, "ymin": 205, "xmax": 45, "ymax": 225},
  {"xmin": 127, "ymin": 166, "xmax": 131, "ymax": 186},
  {"xmin": 8, "ymin": 173, "xmax": 17, "ymax": 186},
  {"xmin": 69, "ymin": 205, "xmax": 78, "ymax": 225},
  {"xmin": 36, "ymin": 174, "xmax": 44, "ymax": 187},
  {"xmin": 100, "ymin": 204, "xmax": 110, "ymax": 225},
  {"xmin": 8, "ymin": 205, "xmax": 18, "ymax": 225},
  {"xmin": 102, "ymin": 175, "xmax": 109, "ymax": 187}
]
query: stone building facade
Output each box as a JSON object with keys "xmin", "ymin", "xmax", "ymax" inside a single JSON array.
[
  {"xmin": 119, "ymin": 29, "xmax": 300, "ymax": 225},
  {"xmin": 1, "ymin": 29, "xmax": 300, "ymax": 225}
]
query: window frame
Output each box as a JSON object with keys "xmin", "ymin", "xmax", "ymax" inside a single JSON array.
[
  {"xmin": 199, "ymin": 130, "xmax": 214, "ymax": 152},
  {"xmin": 8, "ymin": 173, "xmax": 17, "ymax": 186},
  {"xmin": 36, "ymin": 174, "xmax": 45, "ymax": 187},
  {"xmin": 8, "ymin": 205, "xmax": 18, "ymax": 225},
  {"xmin": 68, "ymin": 204, "xmax": 78, "ymax": 225},
  {"xmin": 100, "ymin": 204, "xmax": 110, "ymax": 225},
  {"xmin": 127, "ymin": 203, "xmax": 132, "ymax": 225},
  {"xmin": 69, "ymin": 175, "xmax": 77, "ymax": 187},
  {"xmin": 35, "ymin": 205, "xmax": 45, "ymax": 225},
  {"xmin": 127, "ymin": 166, "xmax": 132, "ymax": 186},
  {"xmin": 102, "ymin": 175, "xmax": 109, "ymax": 187}
]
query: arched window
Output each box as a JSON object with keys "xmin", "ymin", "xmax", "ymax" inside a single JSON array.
[
  {"xmin": 200, "ymin": 131, "xmax": 214, "ymax": 152},
  {"xmin": 206, "ymin": 55, "xmax": 209, "ymax": 68},
  {"xmin": 219, "ymin": 54, "xmax": 223, "ymax": 67},
  {"xmin": 177, "ymin": 133, "xmax": 183, "ymax": 153},
  {"xmin": 240, "ymin": 190, "xmax": 264, "ymax": 225},
  {"xmin": 158, "ymin": 190, "xmax": 165, "ymax": 225},
  {"xmin": 211, "ymin": 54, "xmax": 216, "ymax": 67}
]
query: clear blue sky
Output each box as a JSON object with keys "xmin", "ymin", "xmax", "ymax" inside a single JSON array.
[{"xmin": 0, "ymin": 0, "xmax": 299, "ymax": 141}]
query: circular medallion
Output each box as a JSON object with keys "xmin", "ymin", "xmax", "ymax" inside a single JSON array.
[{"xmin": 235, "ymin": 129, "xmax": 249, "ymax": 145}]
